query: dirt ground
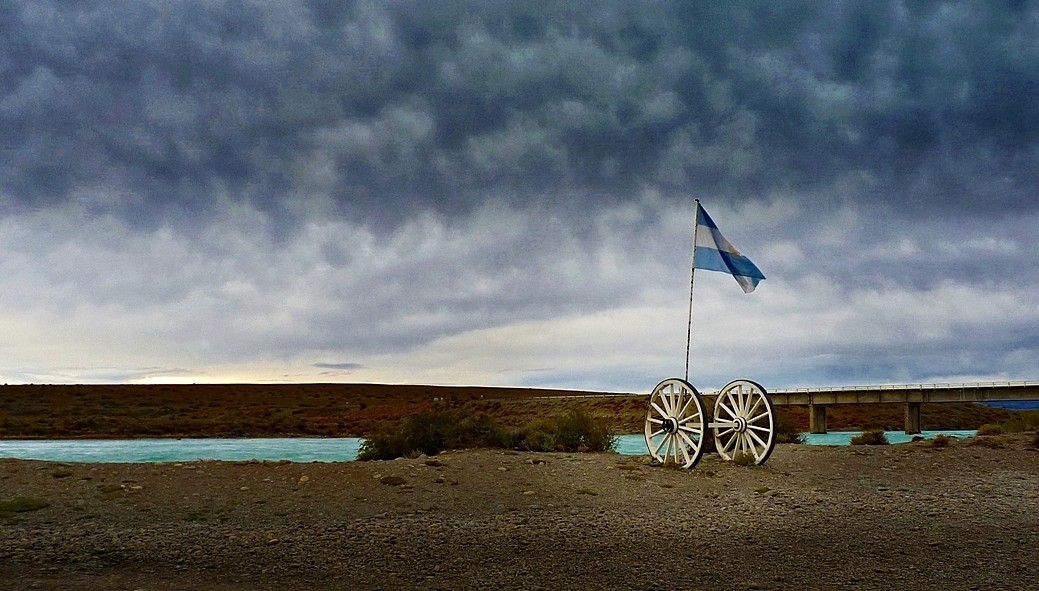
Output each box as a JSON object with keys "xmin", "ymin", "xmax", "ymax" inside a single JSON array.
[{"xmin": 2, "ymin": 433, "xmax": 1037, "ymax": 590}]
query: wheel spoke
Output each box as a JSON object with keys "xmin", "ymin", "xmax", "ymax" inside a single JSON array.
[
  {"xmin": 746, "ymin": 395, "xmax": 763, "ymax": 419},
  {"xmin": 650, "ymin": 402, "xmax": 668, "ymax": 420},
  {"xmin": 677, "ymin": 430, "xmax": 699, "ymax": 455},
  {"xmin": 677, "ymin": 395, "xmax": 694, "ymax": 420},
  {"xmin": 678, "ymin": 440, "xmax": 691, "ymax": 466},
  {"xmin": 677, "ymin": 424, "xmax": 702, "ymax": 436},
  {"xmin": 749, "ymin": 411, "xmax": 771, "ymax": 424},
  {"xmin": 658, "ymin": 388, "xmax": 671, "ymax": 415},
  {"xmin": 649, "ymin": 428, "xmax": 665, "ymax": 438},
  {"xmin": 648, "ymin": 417, "xmax": 663, "ymax": 425},
  {"xmin": 748, "ymin": 429, "xmax": 768, "ymax": 450},
  {"xmin": 746, "ymin": 436, "xmax": 763, "ymax": 461},
  {"xmin": 747, "ymin": 424, "xmax": 771, "ymax": 433},
  {"xmin": 717, "ymin": 401, "xmax": 737, "ymax": 420},
  {"xmin": 673, "ymin": 388, "xmax": 685, "ymax": 418},
  {"xmin": 652, "ymin": 435, "xmax": 668, "ymax": 457},
  {"xmin": 722, "ymin": 432, "xmax": 739, "ymax": 454},
  {"xmin": 677, "ymin": 411, "xmax": 702, "ymax": 426},
  {"xmin": 726, "ymin": 391, "xmax": 739, "ymax": 417}
]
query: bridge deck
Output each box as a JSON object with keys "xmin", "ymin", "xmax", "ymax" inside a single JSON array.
[{"xmin": 767, "ymin": 382, "xmax": 1039, "ymax": 406}]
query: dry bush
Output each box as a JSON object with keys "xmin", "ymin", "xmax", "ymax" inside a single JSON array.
[
  {"xmin": 775, "ymin": 418, "xmax": 806, "ymax": 444},
  {"xmin": 970, "ymin": 435, "xmax": 1007, "ymax": 449},
  {"xmin": 850, "ymin": 429, "xmax": 889, "ymax": 446},
  {"xmin": 975, "ymin": 423, "xmax": 1004, "ymax": 437}
]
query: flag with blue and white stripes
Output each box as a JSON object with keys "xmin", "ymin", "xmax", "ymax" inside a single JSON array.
[{"xmin": 693, "ymin": 202, "xmax": 765, "ymax": 293}]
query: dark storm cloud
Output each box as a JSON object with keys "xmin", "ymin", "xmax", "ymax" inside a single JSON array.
[
  {"xmin": 3, "ymin": 1, "xmax": 1038, "ymax": 231},
  {"xmin": 3, "ymin": 1, "xmax": 1039, "ymax": 387}
]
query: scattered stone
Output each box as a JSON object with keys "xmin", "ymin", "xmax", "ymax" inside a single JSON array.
[
  {"xmin": 298, "ymin": 475, "xmax": 310, "ymax": 485},
  {"xmin": 380, "ymin": 476, "xmax": 407, "ymax": 486}
]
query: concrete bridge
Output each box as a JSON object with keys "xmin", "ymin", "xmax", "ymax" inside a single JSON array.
[{"xmin": 768, "ymin": 381, "xmax": 1039, "ymax": 434}]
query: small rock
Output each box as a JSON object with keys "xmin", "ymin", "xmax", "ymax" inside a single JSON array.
[
  {"xmin": 380, "ymin": 476, "xmax": 407, "ymax": 486},
  {"xmin": 239, "ymin": 486, "xmax": 250, "ymax": 491},
  {"xmin": 298, "ymin": 475, "xmax": 310, "ymax": 485},
  {"xmin": 497, "ymin": 467, "xmax": 508, "ymax": 472}
]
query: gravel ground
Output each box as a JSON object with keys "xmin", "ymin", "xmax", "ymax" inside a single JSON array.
[{"xmin": 1, "ymin": 434, "xmax": 1037, "ymax": 590}]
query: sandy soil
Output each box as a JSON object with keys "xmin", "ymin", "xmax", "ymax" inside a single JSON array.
[{"xmin": 2, "ymin": 435, "xmax": 1038, "ymax": 590}]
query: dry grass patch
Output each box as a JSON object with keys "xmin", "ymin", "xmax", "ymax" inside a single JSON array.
[
  {"xmin": 970, "ymin": 435, "xmax": 1008, "ymax": 449},
  {"xmin": 850, "ymin": 429, "xmax": 889, "ymax": 446}
]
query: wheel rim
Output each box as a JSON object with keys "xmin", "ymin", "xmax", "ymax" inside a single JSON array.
[
  {"xmin": 644, "ymin": 378, "xmax": 707, "ymax": 469},
  {"xmin": 713, "ymin": 379, "xmax": 776, "ymax": 465}
]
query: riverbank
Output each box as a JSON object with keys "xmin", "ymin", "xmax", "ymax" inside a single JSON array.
[{"xmin": 2, "ymin": 433, "xmax": 1037, "ymax": 590}]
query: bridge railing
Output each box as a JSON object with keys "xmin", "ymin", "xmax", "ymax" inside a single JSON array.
[{"xmin": 770, "ymin": 380, "xmax": 1039, "ymax": 394}]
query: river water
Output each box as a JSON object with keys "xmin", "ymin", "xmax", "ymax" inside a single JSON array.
[{"xmin": 0, "ymin": 430, "xmax": 975, "ymax": 463}]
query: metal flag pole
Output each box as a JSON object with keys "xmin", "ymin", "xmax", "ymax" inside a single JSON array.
[{"xmin": 684, "ymin": 199, "xmax": 700, "ymax": 382}]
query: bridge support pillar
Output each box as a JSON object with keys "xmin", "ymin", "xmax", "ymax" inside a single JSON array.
[
  {"xmin": 810, "ymin": 404, "xmax": 827, "ymax": 434},
  {"xmin": 905, "ymin": 402, "xmax": 922, "ymax": 434}
]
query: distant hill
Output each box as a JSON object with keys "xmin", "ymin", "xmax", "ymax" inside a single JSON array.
[{"xmin": 0, "ymin": 383, "xmax": 1031, "ymax": 438}]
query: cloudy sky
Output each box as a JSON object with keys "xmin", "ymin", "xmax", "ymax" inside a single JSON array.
[{"xmin": 1, "ymin": 1, "xmax": 1037, "ymax": 391}]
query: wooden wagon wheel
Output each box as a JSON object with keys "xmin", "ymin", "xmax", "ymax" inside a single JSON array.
[
  {"xmin": 644, "ymin": 378, "xmax": 708, "ymax": 469},
  {"xmin": 712, "ymin": 379, "xmax": 777, "ymax": 465}
]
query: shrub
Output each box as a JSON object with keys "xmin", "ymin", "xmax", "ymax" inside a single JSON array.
[
  {"xmin": 1032, "ymin": 430, "xmax": 1039, "ymax": 449},
  {"xmin": 931, "ymin": 434, "xmax": 952, "ymax": 448},
  {"xmin": 970, "ymin": 435, "xmax": 1006, "ymax": 449},
  {"xmin": 357, "ymin": 407, "xmax": 618, "ymax": 460},
  {"xmin": 509, "ymin": 424, "xmax": 558, "ymax": 452},
  {"xmin": 554, "ymin": 408, "xmax": 616, "ymax": 452},
  {"xmin": 358, "ymin": 410, "xmax": 461, "ymax": 460},
  {"xmin": 976, "ymin": 423, "xmax": 1004, "ymax": 436},
  {"xmin": 850, "ymin": 429, "xmax": 889, "ymax": 445},
  {"xmin": 993, "ymin": 411, "xmax": 1039, "ymax": 434},
  {"xmin": 775, "ymin": 418, "xmax": 806, "ymax": 444},
  {"xmin": 456, "ymin": 413, "xmax": 511, "ymax": 448}
]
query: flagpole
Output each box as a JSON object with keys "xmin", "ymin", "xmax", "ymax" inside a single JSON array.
[{"xmin": 685, "ymin": 199, "xmax": 700, "ymax": 382}]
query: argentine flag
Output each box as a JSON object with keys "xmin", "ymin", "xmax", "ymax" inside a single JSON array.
[{"xmin": 693, "ymin": 202, "xmax": 765, "ymax": 293}]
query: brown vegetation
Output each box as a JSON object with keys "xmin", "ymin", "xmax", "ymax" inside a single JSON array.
[{"xmin": 0, "ymin": 383, "xmax": 1021, "ymax": 439}]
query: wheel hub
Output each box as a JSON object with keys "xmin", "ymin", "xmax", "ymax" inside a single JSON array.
[
  {"xmin": 732, "ymin": 416, "xmax": 748, "ymax": 433},
  {"xmin": 661, "ymin": 417, "xmax": 679, "ymax": 434}
]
